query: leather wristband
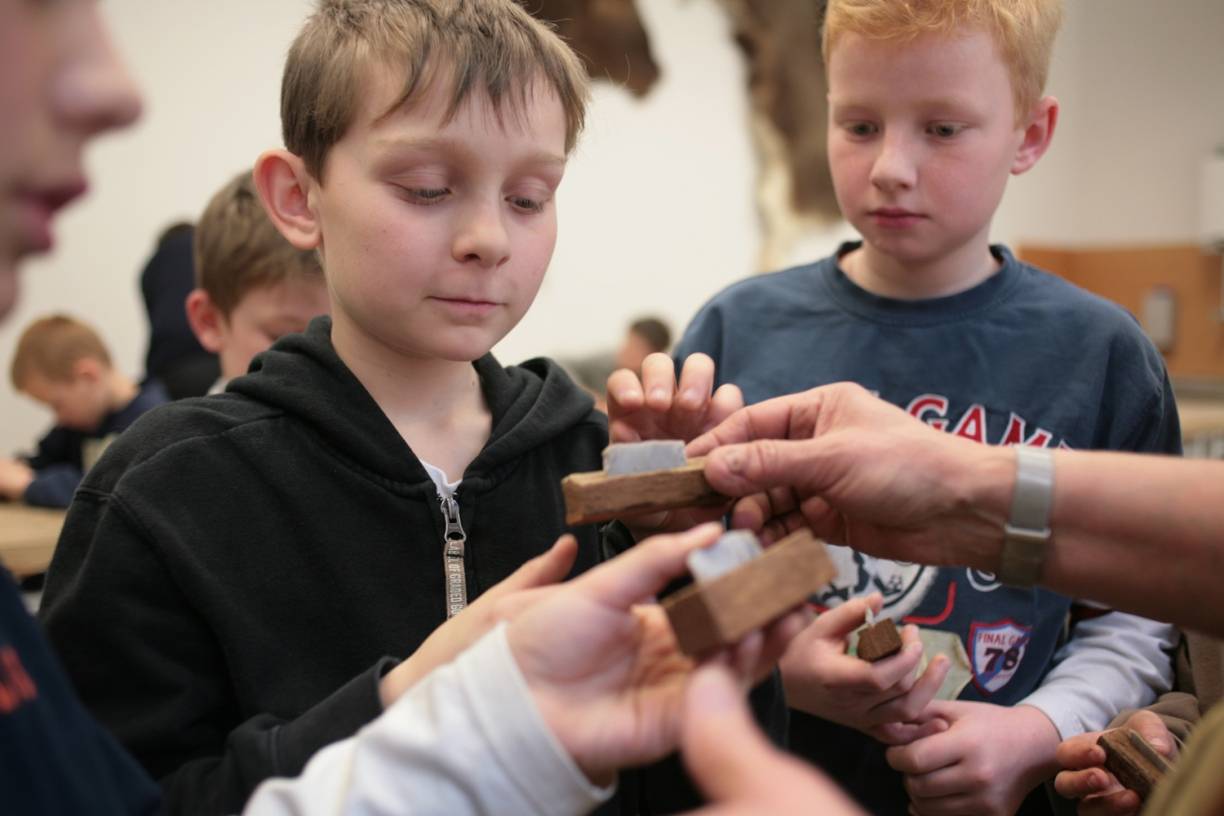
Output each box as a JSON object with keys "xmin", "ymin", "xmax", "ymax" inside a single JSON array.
[{"xmin": 998, "ymin": 446, "xmax": 1054, "ymax": 587}]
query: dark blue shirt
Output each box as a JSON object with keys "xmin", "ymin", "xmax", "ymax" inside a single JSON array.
[
  {"xmin": 0, "ymin": 570, "xmax": 159, "ymax": 814},
  {"xmin": 675, "ymin": 243, "xmax": 1181, "ymax": 813}
]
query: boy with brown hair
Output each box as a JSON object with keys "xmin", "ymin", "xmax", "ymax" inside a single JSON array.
[
  {"xmin": 0, "ymin": 314, "xmax": 168, "ymax": 507},
  {"xmin": 185, "ymin": 170, "xmax": 329, "ymax": 392},
  {"xmin": 40, "ymin": 1, "xmax": 736, "ymax": 813},
  {"xmin": 653, "ymin": 0, "xmax": 1180, "ymax": 813}
]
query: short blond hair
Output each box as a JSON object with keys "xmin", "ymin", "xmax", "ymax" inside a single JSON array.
[
  {"xmin": 282, "ymin": 0, "xmax": 590, "ymax": 180},
  {"xmin": 10, "ymin": 314, "xmax": 111, "ymax": 389},
  {"xmin": 195, "ymin": 171, "xmax": 324, "ymax": 317},
  {"xmin": 822, "ymin": 0, "xmax": 1063, "ymax": 119}
]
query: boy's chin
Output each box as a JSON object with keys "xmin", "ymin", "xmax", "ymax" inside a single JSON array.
[{"xmin": 430, "ymin": 340, "xmax": 499, "ymax": 364}]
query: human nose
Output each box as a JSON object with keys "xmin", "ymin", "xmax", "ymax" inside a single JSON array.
[
  {"xmin": 869, "ymin": 132, "xmax": 917, "ymax": 194},
  {"xmin": 451, "ymin": 198, "xmax": 511, "ymax": 268},
  {"xmin": 54, "ymin": 6, "xmax": 143, "ymax": 138}
]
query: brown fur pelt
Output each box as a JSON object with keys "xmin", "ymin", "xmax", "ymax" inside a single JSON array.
[
  {"xmin": 718, "ymin": 0, "xmax": 835, "ymax": 218},
  {"xmin": 517, "ymin": 0, "xmax": 660, "ymax": 97}
]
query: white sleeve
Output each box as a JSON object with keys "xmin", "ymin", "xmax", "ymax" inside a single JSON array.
[
  {"xmin": 244, "ymin": 623, "xmax": 614, "ymax": 816},
  {"xmin": 1020, "ymin": 608, "xmax": 1177, "ymax": 739}
]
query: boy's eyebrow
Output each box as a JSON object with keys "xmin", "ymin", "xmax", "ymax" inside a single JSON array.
[
  {"xmin": 830, "ymin": 93, "xmax": 986, "ymax": 114},
  {"xmin": 373, "ymin": 136, "xmax": 566, "ymax": 168}
]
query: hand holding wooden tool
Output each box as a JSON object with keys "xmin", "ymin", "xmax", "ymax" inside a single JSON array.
[
  {"xmin": 1097, "ymin": 727, "xmax": 1172, "ymax": 801},
  {"xmin": 662, "ymin": 527, "xmax": 835, "ymax": 656},
  {"xmin": 562, "ymin": 441, "xmax": 726, "ymax": 525}
]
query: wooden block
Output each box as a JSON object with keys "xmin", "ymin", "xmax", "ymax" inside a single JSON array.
[
  {"xmin": 857, "ymin": 618, "xmax": 903, "ymax": 662},
  {"xmin": 561, "ymin": 457, "xmax": 725, "ymax": 525},
  {"xmin": 1098, "ymin": 728, "xmax": 1171, "ymax": 801},
  {"xmin": 662, "ymin": 529, "xmax": 835, "ymax": 656}
]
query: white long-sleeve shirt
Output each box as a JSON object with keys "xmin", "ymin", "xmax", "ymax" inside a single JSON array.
[
  {"xmin": 245, "ymin": 623, "xmax": 613, "ymax": 816},
  {"xmin": 1021, "ymin": 608, "xmax": 1177, "ymax": 738}
]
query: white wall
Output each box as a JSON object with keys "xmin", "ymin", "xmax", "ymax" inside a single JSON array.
[
  {"xmin": 994, "ymin": 0, "xmax": 1224, "ymax": 246},
  {"xmin": 3, "ymin": 0, "xmax": 1223, "ymax": 455}
]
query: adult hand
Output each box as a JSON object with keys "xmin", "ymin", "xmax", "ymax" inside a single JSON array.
[
  {"xmin": 885, "ymin": 701, "xmax": 1061, "ymax": 816},
  {"xmin": 687, "ymin": 382, "xmax": 1012, "ymax": 572},
  {"xmin": 781, "ymin": 594, "xmax": 950, "ymax": 743},
  {"xmin": 1054, "ymin": 710, "xmax": 1177, "ymax": 815},
  {"xmin": 680, "ymin": 663, "xmax": 867, "ymax": 815},
  {"xmin": 507, "ymin": 523, "xmax": 808, "ymax": 786},
  {"xmin": 378, "ymin": 535, "xmax": 579, "ymax": 706}
]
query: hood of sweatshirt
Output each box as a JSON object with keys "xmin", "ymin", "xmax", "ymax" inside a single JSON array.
[{"xmin": 228, "ymin": 316, "xmax": 601, "ymax": 491}]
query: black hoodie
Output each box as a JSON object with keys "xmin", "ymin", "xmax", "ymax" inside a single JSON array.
[{"xmin": 40, "ymin": 317, "xmax": 611, "ymax": 814}]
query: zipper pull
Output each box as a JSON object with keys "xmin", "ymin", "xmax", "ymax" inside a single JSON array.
[{"xmin": 439, "ymin": 494, "xmax": 469, "ymax": 618}]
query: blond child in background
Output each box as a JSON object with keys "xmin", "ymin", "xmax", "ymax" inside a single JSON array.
[{"xmin": 1, "ymin": 314, "xmax": 167, "ymax": 507}]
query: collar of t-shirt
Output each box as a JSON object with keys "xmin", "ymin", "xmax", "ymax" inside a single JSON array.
[
  {"xmin": 420, "ymin": 458, "xmax": 462, "ymax": 498},
  {"xmin": 823, "ymin": 241, "xmax": 1022, "ymax": 326}
]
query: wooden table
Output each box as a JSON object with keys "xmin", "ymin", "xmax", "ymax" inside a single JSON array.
[{"xmin": 0, "ymin": 504, "xmax": 66, "ymax": 578}]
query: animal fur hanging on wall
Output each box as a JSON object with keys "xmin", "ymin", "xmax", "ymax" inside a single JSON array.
[
  {"xmin": 717, "ymin": 0, "xmax": 839, "ymax": 269},
  {"xmin": 520, "ymin": 0, "xmax": 838, "ymax": 271},
  {"xmin": 517, "ymin": 0, "xmax": 660, "ymax": 97}
]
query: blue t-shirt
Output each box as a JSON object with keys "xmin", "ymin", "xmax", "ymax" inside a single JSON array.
[
  {"xmin": 0, "ymin": 570, "xmax": 159, "ymax": 814},
  {"xmin": 675, "ymin": 242, "xmax": 1181, "ymax": 812}
]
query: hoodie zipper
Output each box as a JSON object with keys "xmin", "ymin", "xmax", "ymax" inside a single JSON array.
[{"xmin": 440, "ymin": 493, "xmax": 469, "ymax": 618}]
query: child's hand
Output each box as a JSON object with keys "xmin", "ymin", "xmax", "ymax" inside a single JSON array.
[
  {"xmin": 1053, "ymin": 710, "xmax": 1176, "ymax": 816},
  {"xmin": 378, "ymin": 535, "xmax": 579, "ymax": 706},
  {"xmin": 606, "ymin": 352, "xmax": 743, "ymax": 445},
  {"xmin": 604, "ymin": 352, "xmax": 742, "ymax": 536},
  {"xmin": 781, "ymin": 594, "xmax": 950, "ymax": 743},
  {"xmin": 886, "ymin": 700, "xmax": 1061, "ymax": 816},
  {"xmin": 0, "ymin": 457, "xmax": 34, "ymax": 500},
  {"xmin": 507, "ymin": 523, "xmax": 809, "ymax": 785}
]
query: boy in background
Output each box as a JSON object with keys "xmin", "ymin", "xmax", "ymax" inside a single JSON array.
[
  {"xmin": 615, "ymin": 316, "xmax": 671, "ymax": 373},
  {"xmin": 0, "ymin": 314, "xmax": 167, "ymax": 507},
  {"xmin": 41, "ymin": 1, "xmax": 737, "ymax": 813},
  {"xmin": 657, "ymin": 0, "xmax": 1179, "ymax": 813},
  {"xmin": 185, "ymin": 170, "xmax": 329, "ymax": 393},
  {"xmin": 565, "ymin": 315, "xmax": 673, "ymax": 411}
]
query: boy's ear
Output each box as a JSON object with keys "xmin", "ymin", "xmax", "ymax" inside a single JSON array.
[
  {"xmin": 253, "ymin": 149, "xmax": 321, "ymax": 250},
  {"xmin": 71, "ymin": 357, "xmax": 105, "ymax": 385},
  {"xmin": 185, "ymin": 289, "xmax": 226, "ymax": 353},
  {"xmin": 1011, "ymin": 96, "xmax": 1058, "ymax": 176}
]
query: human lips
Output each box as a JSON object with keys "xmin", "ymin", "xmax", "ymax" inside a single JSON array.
[
  {"xmin": 868, "ymin": 207, "xmax": 926, "ymax": 228},
  {"xmin": 430, "ymin": 294, "xmax": 503, "ymax": 319},
  {"xmin": 14, "ymin": 180, "xmax": 89, "ymax": 253}
]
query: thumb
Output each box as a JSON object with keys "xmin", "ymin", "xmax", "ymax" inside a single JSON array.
[
  {"xmin": 683, "ymin": 664, "xmax": 781, "ymax": 803},
  {"xmin": 705, "ymin": 437, "xmax": 835, "ymax": 499},
  {"xmin": 489, "ymin": 535, "xmax": 577, "ymax": 598},
  {"xmin": 1128, "ymin": 710, "xmax": 1177, "ymax": 758}
]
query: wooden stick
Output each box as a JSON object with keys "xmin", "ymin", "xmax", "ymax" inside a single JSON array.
[
  {"xmin": 662, "ymin": 528, "xmax": 835, "ymax": 656},
  {"xmin": 1098, "ymin": 728, "xmax": 1171, "ymax": 801},
  {"xmin": 561, "ymin": 457, "xmax": 725, "ymax": 525}
]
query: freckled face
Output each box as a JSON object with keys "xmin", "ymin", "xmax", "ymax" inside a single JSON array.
[
  {"xmin": 827, "ymin": 30, "xmax": 1027, "ymax": 268},
  {"xmin": 307, "ymin": 67, "xmax": 569, "ymax": 363}
]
